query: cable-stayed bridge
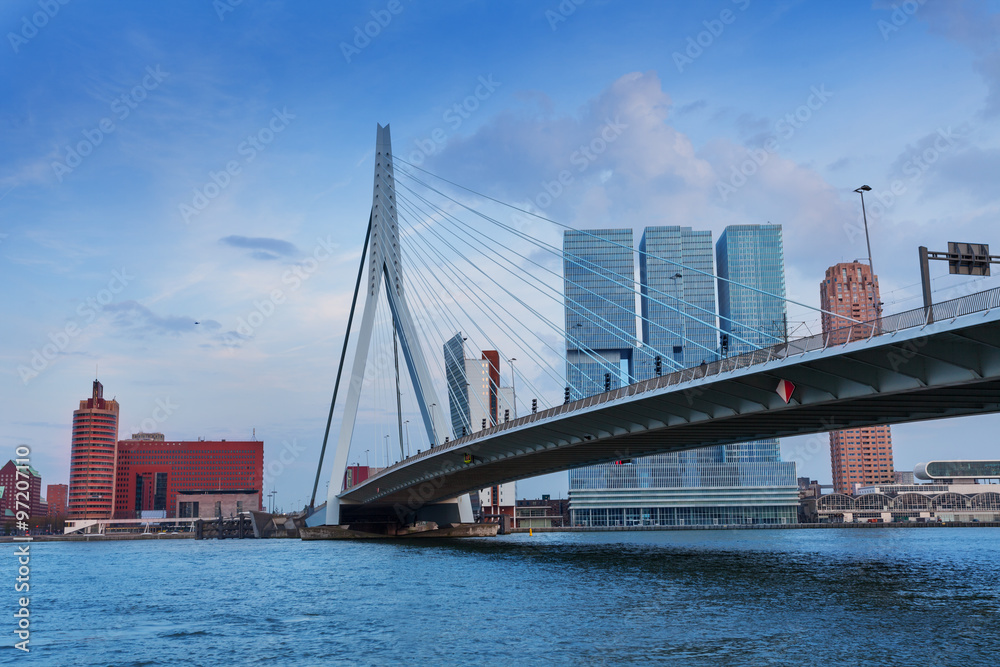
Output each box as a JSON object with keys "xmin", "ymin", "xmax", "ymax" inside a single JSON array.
[{"xmin": 303, "ymin": 124, "xmax": 1000, "ymax": 535}]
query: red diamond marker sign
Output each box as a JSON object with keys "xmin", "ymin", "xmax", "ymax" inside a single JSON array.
[{"xmin": 776, "ymin": 379, "xmax": 795, "ymax": 403}]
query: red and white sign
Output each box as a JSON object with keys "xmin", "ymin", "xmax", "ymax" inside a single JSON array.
[{"xmin": 775, "ymin": 379, "xmax": 795, "ymax": 403}]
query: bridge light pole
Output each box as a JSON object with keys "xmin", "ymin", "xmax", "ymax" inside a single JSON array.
[
  {"xmin": 404, "ymin": 419, "xmax": 411, "ymax": 457},
  {"xmin": 854, "ymin": 185, "xmax": 880, "ymax": 319},
  {"xmin": 365, "ymin": 449, "xmax": 370, "ymax": 468},
  {"xmin": 508, "ymin": 358, "xmax": 517, "ymax": 418}
]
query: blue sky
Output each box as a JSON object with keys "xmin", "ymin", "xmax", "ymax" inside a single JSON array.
[{"xmin": 3, "ymin": 0, "xmax": 1000, "ymax": 508}]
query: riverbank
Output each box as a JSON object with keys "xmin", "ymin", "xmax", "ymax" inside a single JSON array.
[
  {"xmin": 511, "ymin": 521, "xmax": 1000, "ymax": 533},
  {"xmin": 0, "ymin": 532, "xmax": 196, "ymax": 542}
]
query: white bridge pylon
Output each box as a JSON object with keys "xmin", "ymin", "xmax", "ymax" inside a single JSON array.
[{"xmin": 324, "ymin": 124, "xmax": 472, "ymax": 526}]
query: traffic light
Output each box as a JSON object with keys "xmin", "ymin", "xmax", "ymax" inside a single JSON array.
[
  {"xmin": 604, "ymin": 373, "xmax": 611, "ymax": 391},
  {"xmin": 531, "ymin": 398, "xmax": 537, "ymax": 413},
  {"xmin": 564, "ymin": 386, "xmax": 571, "ymax": 403},
  {"xmin": 655, "ymin": 355, "xmax": 662, "ymax": 377},
  {"xmin": 482, "ymin": 418, "xmax": 487, "ymax": 430},
  {"xmin": 504, "ymin": 409, "xmax": 510, "ymax": 422}
]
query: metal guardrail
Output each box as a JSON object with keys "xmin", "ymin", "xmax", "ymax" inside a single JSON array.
[{"xmin": 362, "ymin": 286, "xmax": 1000, "ymax": 481}]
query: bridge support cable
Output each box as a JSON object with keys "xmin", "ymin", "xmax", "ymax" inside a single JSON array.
[
  {"xmin": 394, "ymin": 209, "xmax": 571, "ymax": 412},
  {"xmin": 309, "ymin": 214, "xmax": 372, "ymax": 511},
  {"xmin": 398, "ymin": 235, "xmax": 564, "ymax": 416},
  {"xmin": 394, "ymin": 191, "xmax": 630, "ymax": 397},
  {"xmin": 390, "ymin": 184, "xmax": 665, "ymax": 386},
  {"xmin": 391, "ymin": 171, "xmax": 777, "ymax": 352},
  {"xmin": 393, "ymin": 157, "xmax": 864, "ymax": 329},
  {"xmin": 388, "ymin": 181, "xmax": 696, "ymax": 370}
]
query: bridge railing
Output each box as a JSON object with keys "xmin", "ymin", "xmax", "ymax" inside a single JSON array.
[{"xmin": 364, "ymin": 286, "xmax": 1000, "ymax": 481}]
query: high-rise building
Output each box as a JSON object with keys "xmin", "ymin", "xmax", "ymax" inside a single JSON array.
[
  {"xmin": 638, "ymin": 226, "xmax": 718, "ymax": 374},
  {"xmin": 444, "ymin": 334, "xmax": 516, "ymax": 519},
  {"xmin": 716, "ymin": 224, "xmax": 787, "ymax": 465},
  {"xmin": 0, "ymin": 460, "xmax": 44, "ymax": 520},
  {"xmin": 68, "ymin": 380, "xmax": 120, "ymax": 519},
  {"xmin": 564, "ymin": 229, "xmax": 637, "ymax": 397},
  {"xmin": 46, "ymin": 483, "xmax": 68, "ymax": 516},
  {"xmin": 113, "ymin": 435, "xmax": 263, "ymax": 519},
  {"xmin": 567, "ymin": 225, "xmax": 798, "ymax": 527},
  {"xmin": 820, "ymin": 261, "xmax": 894, "ymax": 494}
]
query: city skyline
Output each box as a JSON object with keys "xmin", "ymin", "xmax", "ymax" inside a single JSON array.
[{"xmin": 5, "ymin": 2, "xmax": 1000, "ymax": 502}]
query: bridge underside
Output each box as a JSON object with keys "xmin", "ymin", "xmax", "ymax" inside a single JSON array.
[{"xmin": 338, "ymin": 308, "xmax": 1000, "ymax": 518}]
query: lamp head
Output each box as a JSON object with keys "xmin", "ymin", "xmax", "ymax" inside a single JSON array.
[{"xmin": 854, "ymin": 185, "xmax": 871, "ymax": 193}]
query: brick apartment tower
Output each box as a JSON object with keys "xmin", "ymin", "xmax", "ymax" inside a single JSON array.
[
  {"xmin": 47, "ymin": 483, "xmax": 68, "ymax": 516},
  {"xmin": 820, "ymin": 262, "xmax": 894, "ymax": 494},
  {"xmin": 68, "ymin": 380, "xmax": 120, "ymax": 519}
]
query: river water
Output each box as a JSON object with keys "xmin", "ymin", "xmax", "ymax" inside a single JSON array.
[{"xmin": 6, "ymin": 529, "xmax": 999, "ymax": 665}]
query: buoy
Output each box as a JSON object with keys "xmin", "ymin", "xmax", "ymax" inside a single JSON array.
[{"xmin": 529, "ymin": 528, "xmax": 533, "ymax": 536}]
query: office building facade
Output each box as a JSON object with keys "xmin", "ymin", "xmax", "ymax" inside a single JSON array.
[
  {"xmin": 564, "ymin": 229, "xmax": 637, "ymax": 397},
  {"xmin": 113, "ymin": 435, "xmax": 263, "ymax": 519},
  {"xmin": 46, "ymin": 483, "xmax": 69, "ymax": 516},
  {"xmin": 444, "ymin": 333, "xmax": 515, "ymax": 518},
  {"xmin": 820, "ymin": 261, "xmax": 895, "ymax": 494},
  {"xmin": 0, "ymin": 460, "xmax": 44, "ymax": 521},
  {"xmin": 567, "ymin": 225, "xmax": 798, "ymax": 527},
  {"xmin": 68, "ymin": 380, "xmax": 120, "ymax": 519},
  {"xmin": 638, "ymin": 226, "xmax": 718, "ymax": 374}
]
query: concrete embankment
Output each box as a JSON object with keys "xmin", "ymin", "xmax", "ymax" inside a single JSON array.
[
  {"xmin": 0, "ymin": 533, "xmax": 196, "ymax": 542},
  {"xmin": 511, "ymin": 521, "xmax": 1000, "ymax": 533}
]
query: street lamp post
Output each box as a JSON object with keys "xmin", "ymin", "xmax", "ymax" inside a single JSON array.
[
  {"xmin": 404, "ymin": 419, "xmax": 411, "ymax": 457},
  {"xmin": 854, "ymin": 185, "xmax": 880, "ymax": 318},
  {"xmin": 508, "ymin": 358, "xmax": 517, "ymax": 418},
  {"xmin": 365, "ymin": 448, "xmax": 370, "ymax": 468},
  {"xmin": 384, "ymin": 434, "xmax": 390, "ymax": 467}
]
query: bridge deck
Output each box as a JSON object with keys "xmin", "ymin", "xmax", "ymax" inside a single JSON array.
[{"xmin": 340, "ymin": 289, "xmax": 1000, "ymax": 512}]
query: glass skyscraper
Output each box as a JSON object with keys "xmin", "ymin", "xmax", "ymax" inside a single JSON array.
[
  {"xmin": 566, "ymin": 224, "xmax": 798, "ymax": 527},
  {"xmin": 563, "ymin": 229, "xmax": 637, "ymax": 398},
  {"xmin": 716, "ymin": 224, "xmax": 790, "ymax": 468},
  {"xmin": 638, "ymin": 226, "xmax": 718, "ymax": 375}
]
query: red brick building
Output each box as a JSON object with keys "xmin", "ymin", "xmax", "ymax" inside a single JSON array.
[
  {"xmin": 68, "ymin": 380, "xmax": 119, "ymax": 519},
  {"xmin": 820, "ymin": 262, "xmax": 895, "ymax": 494},
  {"xmin": 0, "ymin": 460, "xmax": 44, "ymax": 521},
  {"xmin": 113, "ymin": 436, "xmax": 263, "ymax": 518},
  {"xmin": 47, "ymin": 483, "xmax": 68, "ymax": 516}
]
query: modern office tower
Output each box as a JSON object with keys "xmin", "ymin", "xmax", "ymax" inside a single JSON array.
[
  {"xmin": 444, "ymin": 334, "xmax": 516, "ymax": 519},
  {"xmin": 821, "ymin": 261, "xmax": 895, "ymax": 494},
  {"xmin": 638, "ymin": 226, "xmax": 718, "ymax": 375},
  {"xmin": 564, "ymin": 229, "xmax": 637, "ymax": 398},
  {"xmin": 46, "ymin": 483, "xmax": 68, "ymax": 516},
  {"xmin": 716, "ymin": 224, "xmax": 787, "ymax": 465},
  {"xmin": 0, "ymin": 460, "xmax": 43, "ymax": 519},
  {"xmin": 716, "ymin": 224, "xmax": 788, "ymax": 354},
  {"xmin": 68, "ymin": 379, "xmax": 120, "ymax": 519},
  {"xmin": 113, "ymin": 434, "xmax": 263, "ymax": 519},
  {"xmin": 566, "ymin": 225, "xmax": 798, "ymax": 527}
]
